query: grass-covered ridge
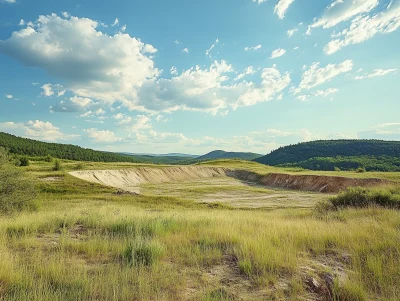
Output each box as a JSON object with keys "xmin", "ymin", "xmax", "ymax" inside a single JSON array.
[
  {"xmin": 194, "ymin": 150, "xmax": 263, "ymax": 162},
  {"xmin": 255, "ymin": 139, "xmax": 400, "ymax": 171}
]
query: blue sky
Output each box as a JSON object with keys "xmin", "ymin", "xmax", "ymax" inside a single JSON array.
[{"xmin": 0, "ymin": 0, "xmax": 399, "ymax": 154}]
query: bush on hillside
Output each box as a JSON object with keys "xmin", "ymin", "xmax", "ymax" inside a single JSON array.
[
  {"xmin": 19, "ymin": 156, "xmax": 30, "ymax": 166},
  {"xmin": 53, "ymin": 160, "xmax": 62, "ymax": 171},
  {"xmin": 0, "ymin": 148, "xmax": 37, "ymax": 214},
  {"xmin": 318, "ymin": 186, "xmax": 400, "ymax": 211},
  {"xmin": 45, "ymin": 154, "xmax": 54, "ymax": 162}
]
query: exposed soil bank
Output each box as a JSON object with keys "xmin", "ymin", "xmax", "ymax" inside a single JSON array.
[
  {"xmin": 69, "ymin": 166, "xmax": 228, "ymax": 193},
  {"xmin": 70, "ymin": 167, "xmax": 391, "ymax": 194},
  {"xmin": 231, "ymin": 170, "xmax": 390, "ymax": 193}
]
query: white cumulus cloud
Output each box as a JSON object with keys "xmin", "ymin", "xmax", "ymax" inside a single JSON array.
[
  {"xmin": 0, "ymin": 13, "xmax": 160, "ymax": 108},
  {"xmin": 312, "ymin": 0, "xmax": 379, "ymax": 29},
  {"xmin": 324, "ymin": 2, "xmax": 400, "ymax": 54},
  {"xmin": 245, "ymin": 45, "xmax": 262, "ymax": 51},
  {"xmin": 234, "ymin": 66, "xmax": 256, "ymax": 81},
  {"xmin": 294, "ymin": 60, "xmax": 353, "ymax": 93},
  {"xmin": 85, "ymin": 128, "xmax": 122, "ymax": 143},
  {"xmin": 0, "ymin": 120, "xmax": 78, "ymax": 141},
  {"xmin": 274, "ymin": 0, "xmax": 295, "ymax": 19},
  {"xmin": 270, "ymin": 48, "xmax": 286, "ymax": 59},
  {"xmin": 355, "ymin": 68, "xmax": 398, "ymax": 80}
]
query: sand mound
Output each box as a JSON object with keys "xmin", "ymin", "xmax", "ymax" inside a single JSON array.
[
  {"xmin": 69, "ymin": 166, "xmax": 228, "ymax": 193},
  {"xmin": 232, "ymin": 170, "xmax": 390, "ymax": 193}
]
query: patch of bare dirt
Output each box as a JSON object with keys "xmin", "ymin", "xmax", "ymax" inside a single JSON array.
[
  {"xmin": 184, "ymin": 255, "xmax": 269, "ymax": 300},
  {"xmin": 36, "ymin": 223, "xmax": 89, "ymax": 248},
  {"xmin": 299, "ymin": 250, "xmax": 352, "ymax": 301}
]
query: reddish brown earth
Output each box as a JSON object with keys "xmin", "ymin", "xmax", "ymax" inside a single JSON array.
[{"xmin": 231, "ymin": 170, "xmax": 390, "ymax": 193}]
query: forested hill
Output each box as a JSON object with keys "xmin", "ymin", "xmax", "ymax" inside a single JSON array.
[
  {"xmin": 0, "ymin": 132, "xmax": 188, "ymax": 164},
  {"xmin": 255, "ymin": 140, "xmax": 400, "ymax": 171},
  {"xmin": 195, "ymin": 150, "xmax": 263, "ymax": 161}
]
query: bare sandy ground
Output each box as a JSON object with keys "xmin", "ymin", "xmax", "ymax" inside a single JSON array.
[
  {"xmin": 69, "ymin": 166, "xmax": 228, "ymax": 194},
  {"xmin": 141, "ymin": 177, "xmax": 328, "ymax": 208},
  {"xmin": 70, "ymin": 166, "xmax": 390, "ymax": 208},
  {"xmin": 70, "ymin": 167, "xmax": 329, "ymax": 208}
]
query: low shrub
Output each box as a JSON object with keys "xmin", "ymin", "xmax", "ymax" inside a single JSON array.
[
  {"xmin": 53, "ymin": 160, "xmax": 62, "ymax": 171},
  {"xmin": 356, "ymin": 167, "xmax": 366, "ymax": 173},
  {"xmin": 19, "ymin": 156, "xmax": 30, "ymax": 166},
  {"xmin": 45, "ymin": 154, "xmax": 54, "ymax": 162},
  {"xmin": 74, "ymin": 163, "xmax": 85, "ymax": 170},
  {"xmin": 319, "ymin": 187, "xmax": 400, "ymax": 210}
]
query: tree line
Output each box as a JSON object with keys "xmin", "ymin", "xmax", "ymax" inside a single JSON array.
[{"xmin": 255, "ymin": 140, "xmax": 400, "ymax": 171}]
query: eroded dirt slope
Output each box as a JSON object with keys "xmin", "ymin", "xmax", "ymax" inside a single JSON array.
[
  {"xmin": 232, "ymin": 170, "xmax": 390, "ymax": 193},
  {"xmin": 69, "ymin": 166, "xmax": 228, "ymax": 193},
  {"xmin": 70, "ymin": 166, "xmax": 391, "ymax": 195}
]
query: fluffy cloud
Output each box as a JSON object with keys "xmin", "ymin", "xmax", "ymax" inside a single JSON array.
[
  {"xmin": 85, "ymin": 128, "xmax": 122, "ymax": 143},
  {"xmin": 234, "ymin": 66, "xmax": 256, "ymax": 81},
  {"xmin": 270, "ymin": 48, "xmax": 286, "ymax": 59},
  {"xmin": 274, "ymin": 0, "xmax": 295, "ymax": 19},
  {"xmin": 5, "ymin": 94, "xmax": 13, "ymax": 99},
  {"xmin": 136, "ymin": 61, "xmax": 289, "ymax": 113},
  {"xmin": 135, "ymin": 60, "xmax": 235, "ymax": 113},
  {"xmin": 0, "ymin": 120, "xmax": 78, "ymax": 141},
  {"xmin": 355, "ymin": 68, "xmax": 397, "ymax": 80},
  {"xmin": 296, "ymin": 88, "xmax": 339, "ymax": 101},
  {"xmin": 1, "ymin": 0, "xmax": 16, "ymax": 3},
  {"xmin": 294, "ymin": 60, "xmax": 353, "ymax": 93},
  {"xmin": 111, "ymin": 18, "xmax": 119, "ymax": 26},
  {"xmin": 324, "ymin": 2, "xmax": 400, "ymax": 54},
  {"xmin": 113, "ymin": 113, "xmax": 133, "ymax": 125},
  {"xmin": 182, "ymin": 48, "xmax": 189, "ymax": 53},
  {"xmin": 0, "ymin": 13, "xmax": 293, "ymax": 115},
  {"xmin": 50, "ymin": 95, "xmax": 93, "ymax": 112},
  {"xmin": 41, "ymin": 84, "xmax": 54, "ymax": 97},
  {"xmin": 358, "ymin": 123, "xmax": 400, "ymax": 140},
  {"xmin": 41, "ymin": 83, "xmax": 66, "ymax": 98},
  {"xmin": 170, "ymin": 66, "xmax": 178, "ymax": 76},
  {"xmin": 314, "ymin": 88, "xmax": 338, "ymax": 97},
  {"xmin": 311, "ymin": 0, "xmax": 379, "ymax": 29},
  {"xmin": 245, "ymin": 45, "xmax": 262, "ymax": 51},
  {"xmin": 0, "ymin": 14, "xmax": 159, "ymax": 106},
  {"xmin": 296, "ymin": 95, "xmax": 309, "ymax": 101},
  {"xmin": 131, "ymin": 115, "xmax": 152, "ymax": 132},
  {"xmin": 234, "ymin": 66, "xmax": 291, "ymax": 108},
  {"xmin": 287, "ymin": 28, "xmax": 298, "ymax": 37}
]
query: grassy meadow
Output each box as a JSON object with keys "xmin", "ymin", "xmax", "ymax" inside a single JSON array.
[{"xmin": 0, "ymin": 159, "xmax": 399, "ymax": 300}]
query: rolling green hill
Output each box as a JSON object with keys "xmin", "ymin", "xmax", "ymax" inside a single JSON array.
[
  {"xmin": 0, "ymin": 132, "xmax": 189, "ymax": 164},
  {"xmin": 255, "ymin": 140, "xmax": 400, "ymax": 171},
  {"xmin": 195, "ymin": 150, "xmax": 263, "ymax": 162}
]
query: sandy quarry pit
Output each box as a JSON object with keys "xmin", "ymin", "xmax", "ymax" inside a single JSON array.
[{"xmin": 69, "ymin": 166, "xmax": 390, "ymax": 209}]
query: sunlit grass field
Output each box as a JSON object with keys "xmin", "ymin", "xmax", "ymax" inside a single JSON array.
[{"xmin": 0, "ymin": 159, "xmax": 399, "ymax": 300}]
